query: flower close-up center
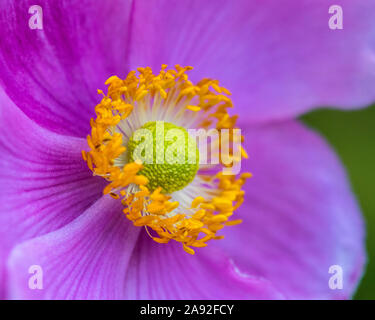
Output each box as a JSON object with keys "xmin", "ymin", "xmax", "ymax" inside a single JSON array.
[
  {"xmin": 127, "ymin": 121, "xmax": 200, "ymax": 194},
  {"xmin": 83, "ymin": 65, "xmax": 250, "ymax": 254}
]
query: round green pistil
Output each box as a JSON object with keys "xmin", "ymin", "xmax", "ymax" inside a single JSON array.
[{"xmin": 128, "ymin": 121, "xmax": 199, "ymax": 193}]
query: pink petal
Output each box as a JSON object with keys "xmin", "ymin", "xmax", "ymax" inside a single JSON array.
[
  {"xmin": 130, "ymin": 0, "xmax": 375, "ymax": 122},
  {"xmin": 217, "ymin": 120, "xmax": 366, "ymax": 299},
  {"xmin": 123, "ymin": 232, "xmax": 284, "ymax": 299},
  {"xmin": 0, "ymin": 0, "xmax": 133, "ymax": 136},
  {"xmin": 7, "ymin": 197, "xmax": 140, "ymax": 299},
  {"xmin": 7, "ymin": 204, "xmax": 283, "ymax": 299},
  {"xmin": 0, "ymin": 91, "xmax": 104, "ymax": 298}
]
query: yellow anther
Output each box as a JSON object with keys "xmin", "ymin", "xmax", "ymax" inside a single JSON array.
[
  {"xmin": 212, "ymin": 198, "xmax": 232, "ymax": 210},
  {"xmin": 147, "ymin": 202, "xmax": 166, "ymax": 215},
  {"xmin": 200, "ymin": 203, "xmax": 216, "ymax": 211},
  {"xmin": 135, "ymin": 90, "xmax": 148, "ymax": 101},
  {"xmin": 183, "ymin": 245, "xmax": 195, "ymax": 255},
  {"xmin": 105, "ymin": 76, "xmax": 120, "ymax": 85},
  {"xmin": 221, "ymin": 87, "xmax": 232, "ymax": 95},
  {"xmin": 135, "ymin": 189, "xmax": 149, "ymax": 198},
  {"xmin": 183, "ymin": 219, "xmax": 204, "ymax": 229},
  {"xmin": 210, "ymin": 215, "xmax": 228, "ymax": 223},
  {"xmin": 225, "ymin": 219, "xmax": 243, "ymax": 226},
  {"xmin": 165, "ymin": 201, "xmax": 179, "ymax": 212},
  {"xmin": 241, "ymin": 172, "xmax": 253, "ymax": 179},
  {"xmin": 210, "ymin": 83, "xmax": 222, "ymax": 93},
  {"xmin": 193, "ymin": 209, "xmax": 206, "ymax": 220},
  {"xmin": 133, "ymin": 175, "xmax": 149, "ymax": 186},
  {"xmin": 191, "ymin": 196, "xmax": 205, "ymax": 209},
  {"xmin": 186, "ymin": 105, "xmax": 201, "ymax": 112},
  {"xmin": 190, "ymin": 241, "xmax": 208, "ymax": 248},
  {"xmin": 153, "ymin": 237, "xmax": 170, "ymax": 244}
]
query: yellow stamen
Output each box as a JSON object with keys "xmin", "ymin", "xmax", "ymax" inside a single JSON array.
[
  {"xmin": 83, "ymin": 65, "xmax": 250, "ymax": 254},
  {"xmin": 186, "ymin": 105, "xmax": 201, "ymax": 112}
]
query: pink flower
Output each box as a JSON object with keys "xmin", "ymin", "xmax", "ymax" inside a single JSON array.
[{"xmin": 0, "ymin": 0, "xmax": 374, "ymax": 299}]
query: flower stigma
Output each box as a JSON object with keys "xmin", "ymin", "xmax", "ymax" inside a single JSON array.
[
  {"xmin": 127, "ymin": 121, "xmax": 200, "ymax": 194},
  {"xmin": 83, "ymin": 65, "xmax": 251, "ymax": 254}
]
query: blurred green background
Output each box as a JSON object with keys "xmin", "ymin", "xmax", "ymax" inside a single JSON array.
[{"xmin": 302, "ymin": 105, "xmax": 375, "ymax": 300}]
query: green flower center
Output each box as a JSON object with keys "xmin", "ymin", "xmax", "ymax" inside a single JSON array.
[{"xmin": 128, "ymin": 121, "xmax": 199, "ymax": 193}]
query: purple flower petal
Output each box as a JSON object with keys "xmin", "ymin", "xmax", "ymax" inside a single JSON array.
[
  {"xmin": 2, "ymin": 1, "xmax": 373, "ymax": 132},
  {"xmin": 7, "ymin": 196, "xmax": 141, "ymax": 299},
  {"xmin": 7, "ymin": 197, "xmax": 283, "ymax": 299},
  {"xmin": 130, "ymin": 0, "xmax": 375, "ymax": 122},
  {"xmin": 123, "ymin": 232, "xmax": 284, "ymax": 299},
  {"xmin": 0, "ymin": 0, "xmax": 133, "ymax": 136},
  {"xmin": 217, "ymin": 120, "xmax": 366, "ymax": 299},
  {"xmin": 0, "ymin": 91, "xmax": 104, "ymax": 298}
]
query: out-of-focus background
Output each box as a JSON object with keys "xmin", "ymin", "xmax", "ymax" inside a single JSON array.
[{"xmin": 302, "ymin": 105, "xmax": 375, "ymax": 300}]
